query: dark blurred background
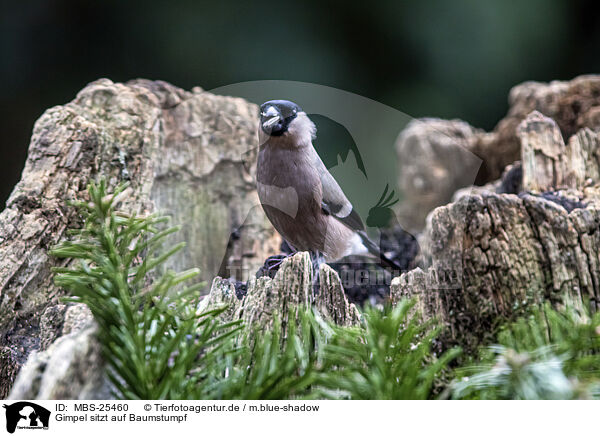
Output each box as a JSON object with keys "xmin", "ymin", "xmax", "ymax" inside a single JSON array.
[{"xmin": 2, "ymin": 0, "xmax": 599, "ymax": 204}]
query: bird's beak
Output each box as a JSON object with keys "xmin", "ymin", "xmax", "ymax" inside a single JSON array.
[
  {"xmin": 261, "ymin": 105, "xmax": 280, "ymax": 129},
  {"xmin": 262, "ymin": 116, "xmax": 280, "ymax": 129}
]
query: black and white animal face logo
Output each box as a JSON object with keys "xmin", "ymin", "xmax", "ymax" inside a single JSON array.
[{"xmin": 2, "ymin": 402, "xmax": 51, "ymax": 433}]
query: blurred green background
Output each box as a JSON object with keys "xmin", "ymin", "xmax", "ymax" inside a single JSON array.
[{"xmin": 2, "ymin": 0, "xmax": 599, "ymax": 204}]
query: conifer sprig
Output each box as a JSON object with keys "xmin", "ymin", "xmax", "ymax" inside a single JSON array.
[
  {"xmin": 51, "ymin": 180, "xmax": 242, "ymax": 399},
  {"xmin": 317, "ymin": 300, "xmax": 461, "ymax": 399},
  {"xmin": 50, "ymin": 180, "xmax": 460, "ymax": 400},
  {"xmin": 452, "ymin": 303, "xmax": 600, "ymax": 399}
]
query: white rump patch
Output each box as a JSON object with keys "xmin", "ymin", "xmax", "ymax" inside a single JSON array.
[{"xmin": 343, "ymin": 232, "xmax": 369, "ymax": 257}]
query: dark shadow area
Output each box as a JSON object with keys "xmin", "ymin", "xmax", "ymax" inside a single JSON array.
[{"xmin": 2, "ymin": 0, "xmax": 600, "ymax": 204}]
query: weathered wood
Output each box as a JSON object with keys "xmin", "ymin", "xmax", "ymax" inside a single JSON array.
[
  {"xmin": 392, "ymin": 121, "xmax": 600, "ymax": 353},
  {"xmin": 473, "ymin": 75, "xmax": 600, "ymax": 183},
  {"xmin": 0, "ymin": 78, "xmax": 280, "ymax": 397},
  {"xmin": 395, "ymin": 118, "xmax": 482, "ymax": 232},
  {"xmin": 8, "ymin": 75, "xmax": 600, "ymax": 399},
  {"xmin": 201, "ymin": 252, "xmax": 361, "ymax": 329},
  {"xmin": 519, "ymin": 111, "xmax": 569, "ymax": 191},
  {"xmin": 397, "ymin": 76, "xmax": 600, "ymax": 231},
  {"xmin": 518, "ymin": 111, "xmax": 600, "ymax": 192},
  {"xmin": 8, "ymin": 324, "xmax": 109, "ymax": 400}
]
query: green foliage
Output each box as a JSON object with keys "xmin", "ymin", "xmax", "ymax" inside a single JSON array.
[
  {"xmin": 317, "ymin": 301, "xmax": 461, "ymax": 399},
  {"xmin": 51, "ymin": 180, "xmax": 458, "ymax": 400},
  {"xmin": 214, "ymin": 303, "xmax": 460, "ymax": 400},
  {"xmin": 210, "ymin": 309, "xmax": 330, "ymax": 400},
  {"xmin": 452, "ymin": 303, "xmax": 600, "ymax": 399},
  {"xmin": 51, "ymin": 180, "xmax": 242, "ymax": 399}
]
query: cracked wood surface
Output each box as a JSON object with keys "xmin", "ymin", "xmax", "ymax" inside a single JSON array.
[
  {"xmin": 202, "ymin": 252, "xmax": 361, "ymax": 330},
  {"xmin": 392, "ymin": 113, "xmax": 600, "ymax": 354},
  {"xmin": 397, "ymin": 75, "xmax": 600, "ymax": 231},
  {"xmin": 0, "ymin": 78, "xmax": 279, "ymax": 397}
]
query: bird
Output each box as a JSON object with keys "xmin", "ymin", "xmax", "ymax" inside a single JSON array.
[{"xmin": 256, "ymin": 99, "xmax": 401, "ymax": 274}]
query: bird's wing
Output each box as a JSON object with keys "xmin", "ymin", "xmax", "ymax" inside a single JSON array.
[
  {"xmin": 312, "ymin": 151, "xmax": 365, "ymax": 232},
  {"xmin": 311, "ymin": 148, "xmax": 403, "ymax": 269}
]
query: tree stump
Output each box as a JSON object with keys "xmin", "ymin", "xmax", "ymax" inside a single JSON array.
[
  {"xmin": 397, "ymin": 75, "xmax": 600, "ymax": 231},
  {"xmin": 0, "ymin": 78, "xmax": 280, "ymax": 397},
  {"xmin": 392, "ymin": 110, "xmax": 600, "ymax": 354},
  {"xmin": 201, "ymin": 252, "xmax": 361, "ymax": 329},
  {"xmin": 6, "ymin": 75, "xmax": 600, "ymax": 398},
  {"xmin": 2, "ymin": 79, "xmax": 361, "ymax": 400}
]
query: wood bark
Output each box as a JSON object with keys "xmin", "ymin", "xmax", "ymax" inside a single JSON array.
[
  {"xmin": 6, "ymin": 75, "xmax": 600, "ymax": 399},
  {"xmin": 201, "ymin": 252, "xmax": 361, "ymax": 329},
  {"xmin": 392, "ymin": 112, "xmax": 600, "ymax": 354},
  {"xmin": 0, "ymin": 78, "xmax": 280, "ymax": 397},
  {"xmin": 397, "ymin": 75, "xmax": 600, "ymax": 231},
  {"xmin": 472, "ymin": 74, "xmax": 600, "ymax": 184},
  {"xmin": 3, "ymin": 79, "xmax": 358, "ymax": 400}
]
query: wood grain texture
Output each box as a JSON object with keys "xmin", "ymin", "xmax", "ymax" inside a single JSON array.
[
  {"xmin": 0, "ymin": 78, "xmax": 280, "ymax": 397},
  {"xmin": 392, "ymin": 118, "xmax": 600, "ymax": 354}
]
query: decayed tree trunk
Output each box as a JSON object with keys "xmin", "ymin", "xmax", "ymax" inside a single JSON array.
[
  {"xmin": 201, "ymin": 252, "xmax": 360, "ymax": 329},
  {"xmin": 0, "ymin": 78, "xmax": 281, "ymax": 397},
  {"xmin": 2, "ymin": 78, "xmax": 362, "ymax": 400},
  {"xmin": 396, "ymin": 75, "xmax": 600, "ymax": 232},
  {"xmin": 6, "ymin": 75, "xmax": 600, "ymax": 399},
  {"xmin": 392, "ymin": 110, "xmax": 600, "ymax": 354}
]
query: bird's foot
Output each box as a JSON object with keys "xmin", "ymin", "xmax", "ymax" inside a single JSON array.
[
  {"xmin": 256, "ymin": 253, "xmax": 293, "ymax": 279},
  {"xmin": 265, "ymin": 254, "xmax": 288, "ymax": 270}
]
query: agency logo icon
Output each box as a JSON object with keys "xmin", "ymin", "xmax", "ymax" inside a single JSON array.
[{"xmin": 2, "ymin": 402, "xmax": 50, "ymax": 433}]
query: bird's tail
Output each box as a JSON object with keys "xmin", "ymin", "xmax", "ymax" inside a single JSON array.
[{"xmin": 358, "ymin": 231, "xmax": 403, "ymax": 271}]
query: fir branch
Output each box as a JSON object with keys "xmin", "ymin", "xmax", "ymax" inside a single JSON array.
[
  {"xmin": 452, "ymin": 302, "xmax": 600, "ymax": 399},
  {"xmin": 316, "ymin": 300, "xmax": 461, "ymax": 399},
  {"xmin": 50, "ymin": 179, "xmax": 458, "ymax": 400},
  {"xmin": 51, "ymin": 180, "xmax": 242, "ymax": 400}
]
